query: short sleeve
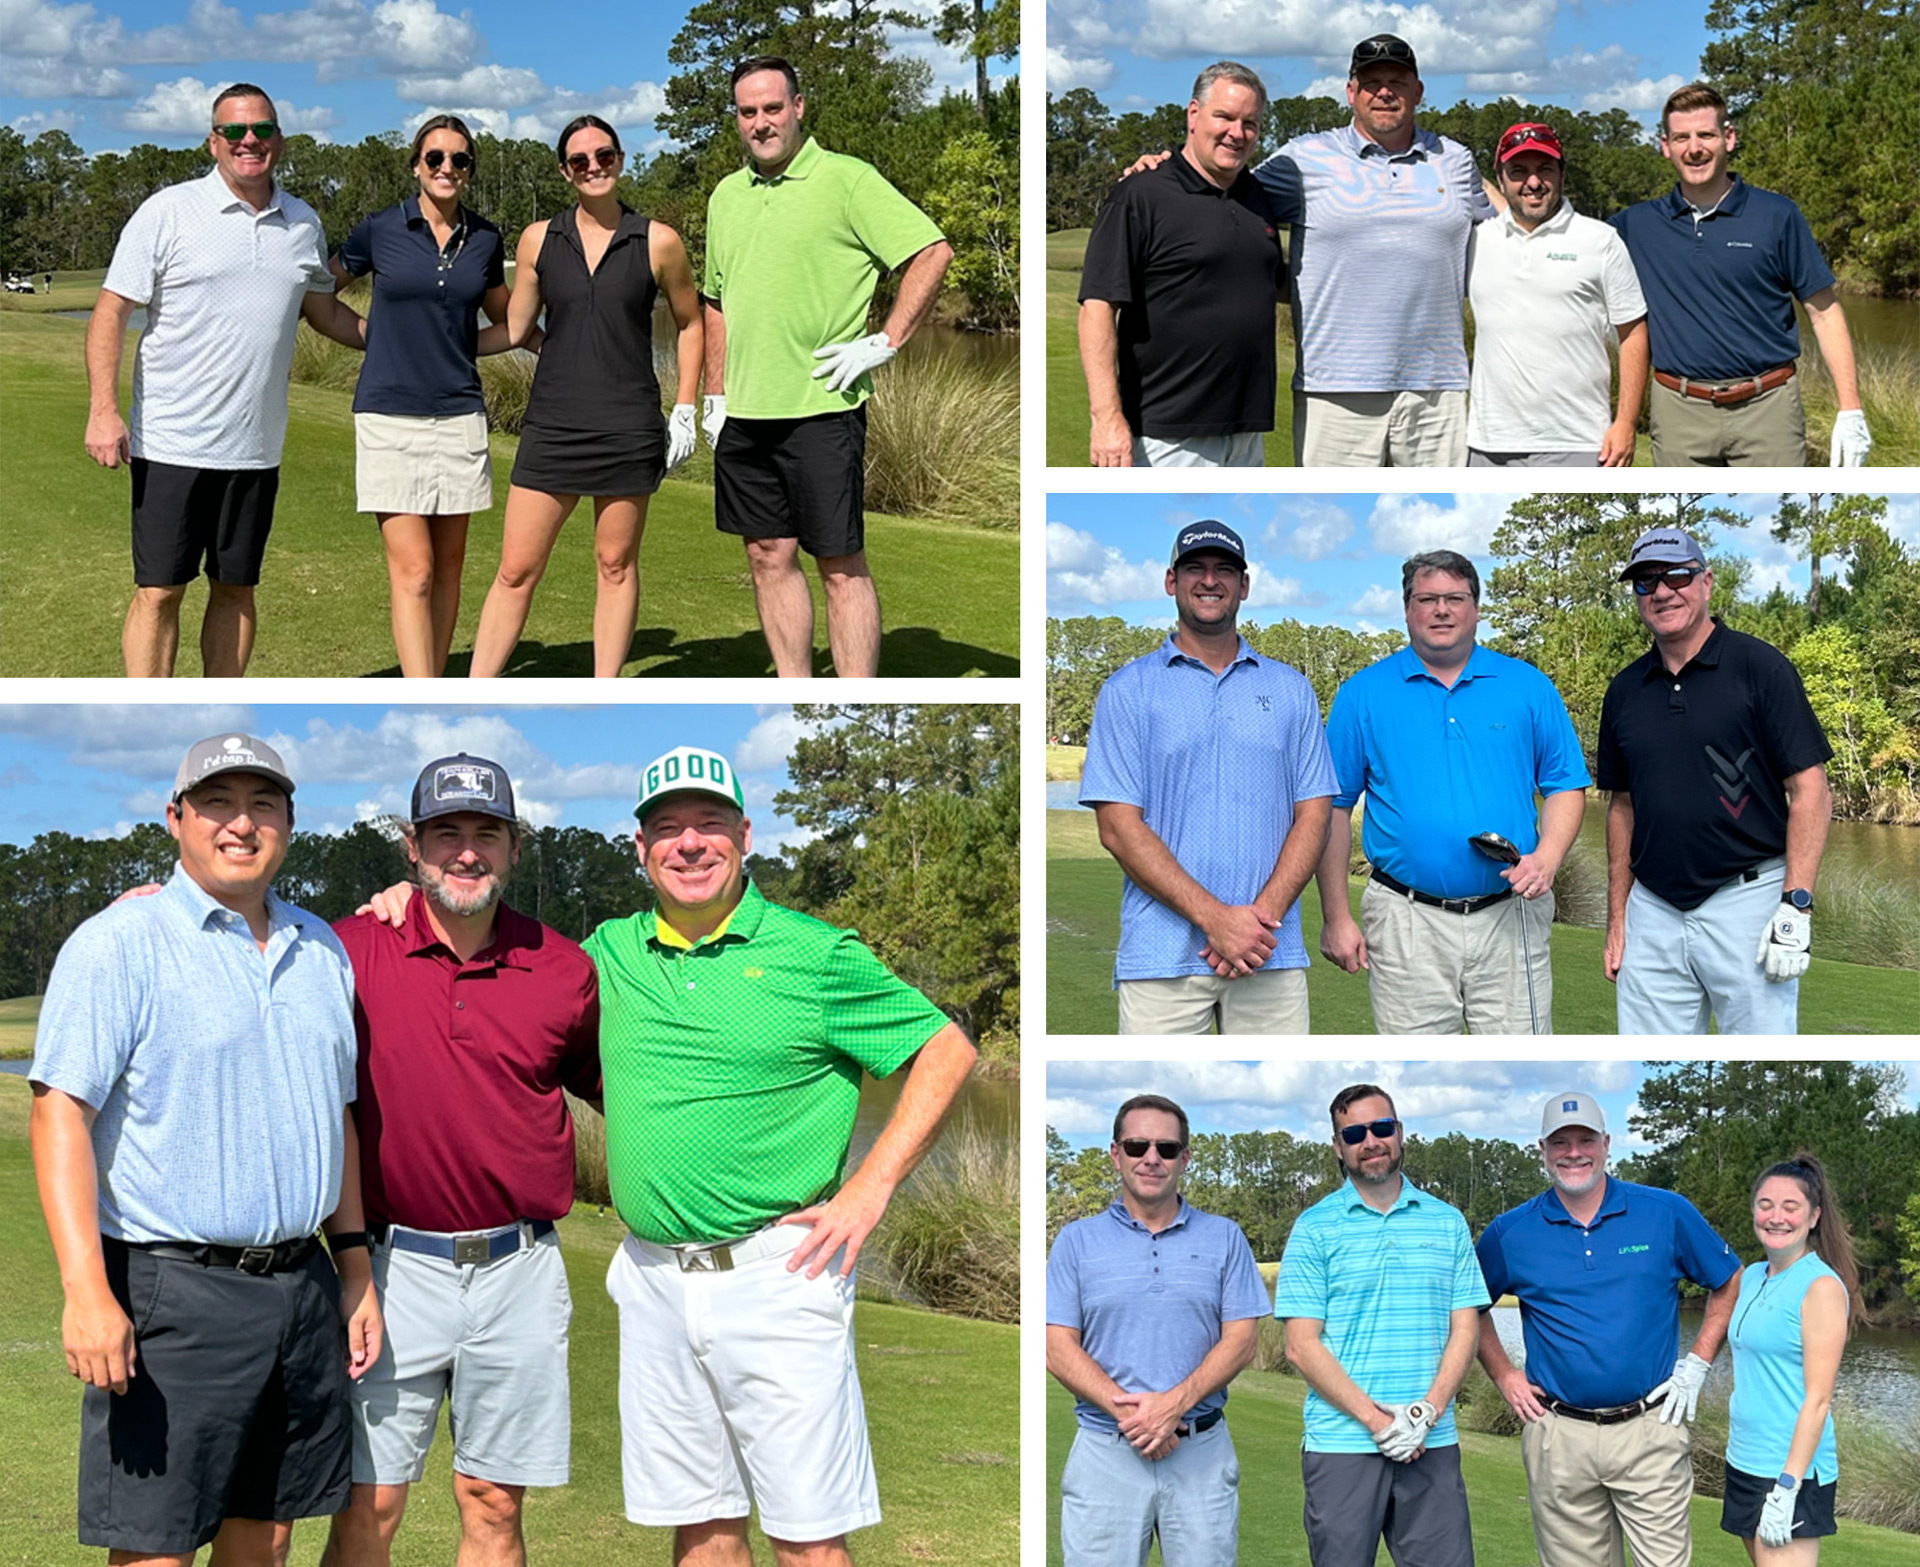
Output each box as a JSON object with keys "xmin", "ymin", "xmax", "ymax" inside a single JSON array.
[
  {"xmin": 1444, "ymin": 138, "xmax": 1497, "ymax": 224},
  {"xmin": 1252, "ymin": 148, "xmax": 1304, "ymax": 225},
  {"xmin": 1777, "ymin": 201, "xmax": 1836, "ymax": 302},
  {"xmin": 1323, "ymin": 678, "xmax": 1367, "ymax": 809},
  {"xmin": 1450, "ymin": 1214, "xmax": 1492, "ymax": 1309},
  {"xmin": 845, "ymin": 162, "xmax": 944, "ymax": 270},
  {"xmin": 1595, "ymin": 675, "xmax": 1629, "ymax": 793},
  {"xmin": 559, "ymin": 962, "xmax": 603, "ymax": 1101},
  {"xmin": 29, "ymin": 914, "xmax": 139, "ymax": 1110},
  {"xmin": 1670, "ymin": 1196, "xmax": 1739, "ymax": 1290},
  {"xmin": 102, "ymin": 192, "xmax": 170, "ymax": 306},
  {"xmin": 1079, "ymin": 665, "xmax": 1146, "ymax": 807},
  {"xmin": 1474, "ymin": 1218, "xmax": 1511, "ymax": 1303},
  {"xmin": 702, "ymin": 188, "xmax": 726, "ymax": 301},
  {"xmin": 1077, "ymin": 181, "xmax": 1142, "ymax": 307},
  {"xmin": 1762, "ymin": 647, "xmax": 1834, "ymax": 777},
  {"xmin": 298, "ymin": 213, "xmax": 334, "ymax": 293},
  {"xmin": 1599, "ymin": 230, "xmax": 1647, "ymax": 326},
  {"xmin": 1221, "ymin": 1224, "xmax": 1271, "ymax": 1321},
  {"xmin": 1271, "ymin": 1211, "xmax": 1329, "ymax": 1320},
  {"xmin": 819, "ymin": 933, "xmax": 949, "ymax": 1078},
  {"xmin": 1529, "ymin": 668, "xmax": 1592, "ymax": 794},
  {"xmin": 1286, "ymin": 673, "xmax": 1338, "ymax": 801},
  {"xmin": 337, "ymin": 212, "xmax": 377, "ymax": 278},
  {"xmin": 1045, "ymin": 1224, "xmax": 1086, "ymax": 1329}
]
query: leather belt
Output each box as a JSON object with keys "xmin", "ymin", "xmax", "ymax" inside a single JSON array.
[
  {"xmin": 374, "ymin": 1218, "xmax": 554, "ymax": 1266},
  {"xmin": 124, "ymin": 1234, "xmax": 321, "ymax": 1275},
  {"xmin": 1371, "ymin": 867, "xmax": 1514, "ymax": 915},
  {"xmin": 1653, "ymin": 363, "xmax": 1795, "ymax": 406},
  {"xmin": 1176, "ymin": 1409, "xmax": 1225, "ymax": 1436},
  {"xmin": 1542, "ymin": 1392, "xmax": 1666, "ymax": 1425}
]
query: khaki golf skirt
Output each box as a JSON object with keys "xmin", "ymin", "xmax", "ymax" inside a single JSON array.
[{"xmin": 355, "ymin": 410, "xmax": 493, "ymax": 516}]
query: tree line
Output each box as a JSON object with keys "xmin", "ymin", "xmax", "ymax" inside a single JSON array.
[
  {"xmin": 1049, "ymin": 493, "xmax": 1920, "ymax": 821},
  {"xmin": 0, "ymin": 704, "xmax": 1019, "ymax": 1062},
  {"xmin": 0, "ymin": 0, "xmax": 1019, "ymax": 327},
  {"xmin": 1047, "ymin": 1061, "xmax": 1920, "ymax": 1313}
]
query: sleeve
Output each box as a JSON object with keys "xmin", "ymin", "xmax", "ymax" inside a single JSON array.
[
  {"xmin": 701, "ymin": 189, "xmax": 725, "ymax": 301},
  {"xmin": 1076, "ymin": 180, "xmax": 1141, "ymax": 307},
  {"xmin": 1446, "ymin": 138, "xmax": 1497, "ymax": 223},
  {"xmin": 558, "ymin": 958, "xmax": 603, "ymax": 1101},
  {"xmin": 1474, "ymin": 1216, "xmax": 1511, "ymax": 1302},
  {"xmin": 483, "ymin": 226, "xmax": 506, "ymax": 290},
  {"xmin": 1451, "ymin": 1213, "xmax": 1493, "ymax": 1309},
  {"xmin": 1288, "ymin": 671, "xmax": 1339, "ymax": 801},
  {"xmin": 1599, "ymin": 229, "xmax": 1647, "ymax": 325},
  {"xmin": 299, "ymin": 211, "xmax": 335, "ymax": 292},
  {"xmin": 1323, "ymin": 677, "xmax": 1367, "ymax": 809},
  {"xmin": 1777, "ymin": 199, "xmax": 1836, "ymax": 301},
  {"xmin": 845, "ymin": 162, "xmax": 945, "ymax": 270},
  {"xmin": 1594, "ymin": 675, "xmax": 1629, "ymax": 792},
  {"xmin": 1220, "ymin": 1224, "xmax": 1271, "ymax": 1321},
  {"xmin": 1764, "ymin": 645, "xmax": 1836, "ymax": 776},
  {"xmin": 1670, "ymin": 1195, "xmax": 1740, "ymax": 1290},
  {"xmin": 29, "ymin": 915, "xmax": 138, "ymax": 1109},
  {"xmin": 1529, "ymin": 667, "xmax": 1592, "ymax": 793},
  {"xmin": 102, "ymin": 192, "xmax": 170, "ymax": 306},
  {"xmin": 1045, "ymin": 1224, "xmax": 1086, "ymax": 1329},
  {"xmin": 1270, "ymin": 1210, "xmax": 1328, "ymax": 1320},
  {"xmin": 1606, "ymin": 207, "xmax": 1632, "ymax": 248},
  {"xmin": 1252, "ymin": 148, "xmax": 1304, "ymax": 224},
  {"xmin": 1078, "ymin": 664, "xmax": 1146, "ymax": 807},
  {"xmin": 819, "ymin": 933, "xmax": 949, "ymax": 1077},
  {"xmin": 336, "ymin": 212, "xmax": 377, "ymax": 279}
]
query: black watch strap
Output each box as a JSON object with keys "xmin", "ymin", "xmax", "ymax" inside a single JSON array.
[
  {"xmin": 1784, "ymin": 887, "xmax": 1813, "ymax": 912},
  {"xmin": 327, "ymin": 1229, "xmax": 371, "ymax": 1255}
]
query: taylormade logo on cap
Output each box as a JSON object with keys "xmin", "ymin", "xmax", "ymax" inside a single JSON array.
[
  {"xmin": 634, "ymin": 746, "xmax": 745, "ymax": 819},
  {"xmin": 1169, "ymin": 521, "xmax": 1248, "ymax": 568}
]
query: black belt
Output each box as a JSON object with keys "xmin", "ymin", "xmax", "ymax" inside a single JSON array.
[
  {"xmin": 1542, "ymin": 1392, "xmax": 1666, "ymax": 1425},
  {"xmin": 1371, "ymin": 867, "xmax": 1514, "ymax": 915},
  {"xmin": 372, "ymin": 1218, "xmax": 554, "ymax": 1265},
  {"xmin": 1175, "ymin": 1409, "xmax": 1224, "ymax": 1436},
  {"xmin": 123, "ymin": 1234, "xmax": 322, "ymax": 1275}
]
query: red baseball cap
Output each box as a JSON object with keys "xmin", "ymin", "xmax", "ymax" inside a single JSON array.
[{"xmin": 1496, "ymin": 122, "xmax": 1564, "ymax": 164}]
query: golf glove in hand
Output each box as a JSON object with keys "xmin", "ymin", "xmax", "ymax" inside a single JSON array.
[
  {"xmin": 1758, "ymin": 1481, "xmax": 1800, "ymax": 1547},
  {"xmin": 702, "ymin": 394, "xmax": 726, "ymax": 447},
  {"xmin": 1372, "ymin": 1401, "xmax": 1435, "ymax": 1462},
  {"xmin": 1652, "ymin": 1353, "xmax": 1712, "ymax": 1425},
  {"xmin": 665, "ymin": 404, "xmax": 696, "ymax": 472},
  {"xmin": 812, "ymin": 331, "xmax": 895, "ymax": 393},
  {"xmin": 1829, "ymin": 409, "xmax": 1871, "ymax": 467},
  {"xmin": 1757, "ymin": 903, "xmax": 1812, "ymax": 981}
]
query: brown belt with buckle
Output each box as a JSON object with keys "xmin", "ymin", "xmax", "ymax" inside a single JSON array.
[{"xmin": 1653, "ymin": 363, "xmax": 1795, "ymax": 406}]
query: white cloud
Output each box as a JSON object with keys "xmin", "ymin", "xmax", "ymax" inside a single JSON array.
[
  {"xmin": 0, "ymin": 54, "xmax": 137, "ymax": 97},
  {"xmin": 1367, "ymin": 492, "xmax": 1507, "ymax": 556},
  {"xmin": 736, "ymin": 711, "xmax": 806, "ymax": 773},
  {"xmin": 1264, "ymin": 498, "xmax": 1353, "ymax": 561},
  {"xmin": 1128, "ymin": 0, "xmax": 1557, "ymax": 77},
  {"xmin": 1349, "ymin": 583, "xmax": 1401, "ymax": 615},
  {"xmin": 118, "ymin": 74, "xmax": 334, "ymax": 135},
  {"xmin": 1047, "ymin": 44, "xmax": 1115, "ymax": 92},
  {"xmin": 1047, "ymin": 522, "xmax": 1168, "ymax": 607},
  {"xmin": 1885, "ymin": 496, "xmax": 1919, "ymax": 550},
  {"xmin": 1243, "ymin": 564, "xmax": 1323, "ymax": 608}
]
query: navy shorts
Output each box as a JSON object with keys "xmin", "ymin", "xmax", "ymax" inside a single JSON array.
[
  {"xmin": 1721, "ymin": 1464, "xmax": 1838, "ymax": 1540},
  {"xmin": 130, "ymin": 459, "xmax": 280, "ymax": 587},
  {"xmin": 714, "ymin": 406, "xmax": 866, "ymax": 559}
]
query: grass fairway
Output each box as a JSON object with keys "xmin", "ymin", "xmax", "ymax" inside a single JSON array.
[
  {"xmin": 0, "ymin": 1077, "xmax": 1016, "ymax": 1566},
  {"xmin": 1047, "ymin": 807, "xmax": 1917, "ymax": 1035},
  {"xmin": 1045, "ymin": 1376, "xmax": 1920, "ymax": 1565},
  {"xmin": 0, "ymin": 995, "xmax": 39, "ymax": 1059},
  {"xmin": 0, "ymin": 312, "xmax": 1018, "ymax": 678}
]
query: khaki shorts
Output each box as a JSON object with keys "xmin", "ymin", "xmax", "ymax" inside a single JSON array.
[
  {"xmin": 1293, "ymin": 389, "xmax": 1467, "ymax": 466},
  {"xmin": 1117, "ymin": 966, "xmax": 1309, "ymax": 1035},
  {"xmin": 355, "ymin": 410, "xmax": 493, "ymax": 515}
]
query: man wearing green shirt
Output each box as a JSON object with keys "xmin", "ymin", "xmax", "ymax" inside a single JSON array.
[
  {"xmin": 701, "ymin": 55, "xmax": 954, "ymax": 679},
  {"xmin": 588, "ymin": 745, "xmax": 977, "ymax": 1567}
]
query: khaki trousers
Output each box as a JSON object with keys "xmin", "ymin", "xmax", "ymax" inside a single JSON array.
[
  {"xmin": 1117, "ymin": 967, "xmax": 1309, "ymax": 1035},
  {"xmin": 1360, "ymin": 877, "xmax": 1553, "ymax": 1035},
  {"xmin": 1519, "ymin": 1407, "xmax": 1693, "ymax": 1567}
]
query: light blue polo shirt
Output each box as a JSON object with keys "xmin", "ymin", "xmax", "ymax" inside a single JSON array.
[
  {"xmin": 1325, "ymin": 643, "xmax": 1589, "ymax": 898},
  {"xmin": 1727, "ymin": 1253, "xmax": 1842, "ymax": 1482},
  {"xmin": 1274, "ymin": 1178, "xmax": 1489, "ymax": 1453},
  {"xmin": 1080, "ymin": 635, "xmax": 1338, "ymax": 983},
  {"xmin": 1047, "ymin": 1196, "xmax": 1270, "ymax": 1434},
  {"xmin": 1476, "ymin": 1177, "xmax": 1739, "ymax": 1409},
  {"xmin": 30, "ymin": 864, "xmax": 358, "ymax": 1247}
]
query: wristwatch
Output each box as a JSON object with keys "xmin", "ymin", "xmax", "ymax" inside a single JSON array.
[
  {"xmin": 1784, "ymin": 888, "xmax": 1813, "ymax": 912},
  {"xmin": 1776, "ymin": 1472, "xmax": 1801, "ymax": 1490}
]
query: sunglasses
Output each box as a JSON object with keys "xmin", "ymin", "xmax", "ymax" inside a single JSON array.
[
  {"xmin": 565, "ymin": 146, "xmax": 620, "ymax": 175},
  {"xmin": 1339, "ymin": 1118, "xmax": 1400, "ymax": 1145},
  {"xmin": 214, "ymin": 121, "xmax": 279, "ymax": 143},
  {"xmin": 1119, "ymin": 1139, "xmax": 1185, "ymax": 1160},
  {"xmin": 1498, "ymin": 123, "xmax": 1559, "ymax": 157},
  {"xmin": 421, "ymin": 148, "xmax": 473, "ymax": 173},
  {"xmin": 1352, "ymin": 38, "xmax": 1415, "ymax": 67},
  {"xmin": 1631, "ymin": 566, "xmax": 1703, "ymax": 595}
]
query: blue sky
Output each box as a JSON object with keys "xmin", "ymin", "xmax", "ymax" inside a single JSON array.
[
  {"xmin": 1046, "ymin": 491, "xmax": 1920, "ymax": 636},
  {"xmin": 1046, "ymin": 1059, "xmax": 1920, "ymax": 1154},
  {"xmin": 0, "ymin": 702, "xmax": 835, "ymax": 850},
  {"xmin": 1046, "ymin": 0, "xmax": 1716, "ymax": 129},
  {"xmin": 1, "ymin": 0, "xmax": 1014, "ymax": 153}
]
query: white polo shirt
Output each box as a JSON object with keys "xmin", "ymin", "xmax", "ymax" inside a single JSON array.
[
  {"xmin": 1466, "ymin": 200, "xmax": 1646, "ymax": 453},
  {"xmin": 103, "ymin": 167, "xmax": 333, "ymax": 469}
]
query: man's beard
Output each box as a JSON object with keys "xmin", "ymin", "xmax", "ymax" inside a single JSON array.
[{"xmin": 420, "ymin": 859, "xmax": 507, "ymax": 917}]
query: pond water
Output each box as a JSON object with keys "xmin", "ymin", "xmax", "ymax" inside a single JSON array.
[
  {"xmin": 850, "ymin": 1066, "xmax": 1017, "ymax": 1173},
  {"xmin": 1829, "ymin": 289, "xmax": 1920, "ymax": 355}
]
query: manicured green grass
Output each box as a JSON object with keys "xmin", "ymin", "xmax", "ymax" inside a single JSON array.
[
  {"xmin": 0, "ymin": 995, "xmax": 39, "ymax": 1059},
  {"xmin": 0, "ymin": 269, "xmax": 106, "ymax": 314},
  {"xmin": 1044, "ymin": 1375, "xmax": 1920, "ymax": 1565},
  {"xmin": 0, "ymin": 1077, "xmax": 1017, "ymax": 1566},
  {"xmin": 1047, "ymin": 807, "xmax": 1918, "ymax": 1035},
  {"xmin": 0, "ymin": 313, "xmax": 1019, "ymax": 677},
  {"xmin": 1046, "ymin": 744, "xmax": 1086, "ymax": 781}
]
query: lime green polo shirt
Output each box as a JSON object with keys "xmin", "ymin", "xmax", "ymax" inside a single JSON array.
[
  {"xmin": 582, "ymin": 880, "xmax": 948, "ymax": 1245},
  {"xmin": 703, "ymin": 136, "xmax": 944, "ymax": 418}
]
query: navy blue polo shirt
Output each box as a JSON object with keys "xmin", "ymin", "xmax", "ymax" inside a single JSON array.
[
  {"xmin": 1476, "ymin": 1177, "xmax": 1737, "ymax": 1409},
  {"xmin": 338, "ymin": 196, "xmax": 507, "ymax": 416},
  {"xmin": 1608, "ymin": 177, "xmax": 1834, "ymax": 381},
  {"xmin": 1046, "ymin": 1196, "xmax": 1269, "ymax": 1433},
  {"xmin": 1596, "ymin": 619, "xmax": 1831, "ymax": 911}
]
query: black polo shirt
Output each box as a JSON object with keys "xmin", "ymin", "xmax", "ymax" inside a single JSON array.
[
  {"xmin": 1596, "ymin": 619, "xmax": 1831, "ymax": 910},
  {"xmin": 1079, "ymin": 153, "xmax": 1281, "ymax": 439},
  {"xmin": 338, "ymin": 196, "xmax": 506, "ymax": 416}
]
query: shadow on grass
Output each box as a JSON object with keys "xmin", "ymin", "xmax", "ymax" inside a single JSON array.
[{"xmin": 399, "ymin": 625, "xmax": 1024, "ymax": 679}]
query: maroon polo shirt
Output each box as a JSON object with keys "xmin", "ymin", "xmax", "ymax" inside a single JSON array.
[{"xmin": 334, "ymin": 896, "xmax": 601, "ymax": 1231}]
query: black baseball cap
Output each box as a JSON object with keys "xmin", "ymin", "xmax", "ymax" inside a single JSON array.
[
  {"xmin": 1169, "ymin": 521, "xmax": 1248, "ymax": 571},
  {"xmin": 1350, "ymin": 34, "xmax": 1418, "ymax": 76},
  {"xmin": 410, "ymin": 753, "xmax": 517, "ymax": 825},
  {"xmin": 1619, "ymin": 528, "xmax": 1707, "ymax": 579}
]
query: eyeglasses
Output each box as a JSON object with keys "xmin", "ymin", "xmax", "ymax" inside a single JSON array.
[
  {"xmin": 1338, "ymin": 1118, "xmax": 1399, "ymax": 1145},
  {"xmin": 1631, "ymin": 567, "xmax": 1703, "ymax": 595},
  {"xmin": 565, "ymin": 146, "xmax": 620, "ymax": 174},
  {"xmin": 1498, "ymin": 124, "xmax": 1559, "ymax": 157},
  {"xmin": 214, "ymin": 121, "xmax": 279, "ymax": 143},
  {"xmin": 1351, "ymin": 38, "xmax": 1415, "ymax": 67},
  {"xmin": 422, "ymin": 149, "xmax": 473, "ymax": 173},
  {"xmin": 1119, "ymin": 1139, "xmax": 1185, "ymax": 1160},
  {"xmin": 1410, "ymin": 593, "xmax": 1473, "ymax": 611}
]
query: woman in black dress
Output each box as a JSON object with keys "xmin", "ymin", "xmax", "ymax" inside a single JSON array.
[{"xmin": 470, "ymin": 114, "xmax": 701, "ymax": 677}]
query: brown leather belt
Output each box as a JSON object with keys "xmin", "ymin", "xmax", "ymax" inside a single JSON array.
[{"xmin": 1653, "ymin": 363, "xmax": 1795, "ymax": 406}]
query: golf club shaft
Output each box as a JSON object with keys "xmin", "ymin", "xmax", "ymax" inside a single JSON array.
[{"xmin": 1519, "ymin": 898, "xmax": 1539, "ymax": 1034}]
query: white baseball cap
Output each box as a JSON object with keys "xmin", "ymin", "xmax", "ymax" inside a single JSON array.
[{"xmin": 1541, "ymin": 1090, "xmax": 1606, "ymax": 1138}]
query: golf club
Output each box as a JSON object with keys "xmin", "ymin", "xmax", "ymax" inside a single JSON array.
[{"xmin": 1468, "ymin": 831, "xmax": 1539, "ymax": 1035}]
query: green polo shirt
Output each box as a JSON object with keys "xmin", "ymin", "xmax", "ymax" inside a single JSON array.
[
  {"xmin": 582, "ymin": 880, "xmax": 948, "ymax": 1245},
  {"xmin": 703, "ymin": 136, "xmax": 944, "ymax": 418}
]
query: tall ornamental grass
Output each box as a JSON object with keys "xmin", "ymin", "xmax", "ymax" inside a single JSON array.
[{"xmin": 868, "ymin": 1118, "xmax": 1019, "ymax": 1325}]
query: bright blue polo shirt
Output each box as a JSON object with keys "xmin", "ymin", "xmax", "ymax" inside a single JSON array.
[
  {"xmin": 1727, "ymin": 1254, "xmax": 1842, "ymax": 1482},
  {"xmin": 1080, "ymin": 635, "xmax": 1337, "ymax": 983},
  {"xmin": 1607, "ymin": 177, "xmax": 1835, "ymax": 381},
  {"xmin": 1273, "ymin": 1178, "xmax": 1489, "ymax": 1453},
  {"xmin": 1324, "ymin": 643, "xmax": 1588, "ymax": 898},
  {"xmin": 1047, "ymin": 1197, "xmax": 1270, "ymax": 1433},
  {"xmin": 1476, "ymin": 1177, "xmax": 1739, "ymax": 1409}
]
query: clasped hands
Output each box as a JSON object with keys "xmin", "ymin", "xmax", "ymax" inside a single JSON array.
[
  {"xmin": 1197, "ymin": 902, "xmax": 1280, "ymax": 979},
  {"xmin": 1112, "ymin": 1387, "xmax": 1188, "ymax": 1461},
  {"xmin": 1371, "ymin": 1400, "xmax": 1437, "ymax": 1463}
]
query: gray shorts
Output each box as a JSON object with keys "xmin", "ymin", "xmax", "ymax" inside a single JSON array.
[
  {"xmin": 1466, "ymin": 447, "xmax": 1600, "ymax": 466},
  {"xmin": 349, "ymin": 1224, "xmax": 572, "ymax": 1487},
  {"xmin": 1301, "ymin": 1446, "xmax": 1474, "ymax": 1567}
]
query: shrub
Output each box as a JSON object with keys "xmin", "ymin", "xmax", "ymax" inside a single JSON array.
[
  {"xmin": 864, "ymin": 351, "xmax": 1017, "ymax": 527},
  {"xmin": 870, "ymin": 1118, "xmax": 1019, "ymax": 1324}
]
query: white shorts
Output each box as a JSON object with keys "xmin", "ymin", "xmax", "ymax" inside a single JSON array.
[
  {"xmin": 354, "ymin": 410, "xmax": 493, "ymax": 516},
  {"xmin": 348, "ymin": 1224, "xmax": 572, "ymax": 1487},
  {"xmin": 605, "ymin": 1226, "xmax": 879, "ymax": 1542}
]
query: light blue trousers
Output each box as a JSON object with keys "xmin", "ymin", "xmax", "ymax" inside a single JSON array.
[
  {"xmin": 1617, "ymin": 861, "xmax": 1798, "ymax": 1034},
  {"xmin": 1059, "ymin": 1421, "xmax": 1240, "ymax": 1567}
]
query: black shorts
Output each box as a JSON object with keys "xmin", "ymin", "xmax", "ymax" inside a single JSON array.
[
  {"xmin": 79, "ymin": 1237, "xmax": 352, "ymax": 1554},
  {"xmin": 714, "ymin": 407, "xmax": 866, "ymax": 559},
  {"xmin": 1721, "ymin": 1463, "xmax": 1838, "ymax": 1540},
  {"xmin": 130, "ymin": 459, "xmax": 281, "ymax": 587}
]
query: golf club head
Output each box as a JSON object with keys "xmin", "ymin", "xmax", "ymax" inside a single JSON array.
[{"xmin": 1467, "ymin": 831, "xmax": 1522, "ymax": 866}]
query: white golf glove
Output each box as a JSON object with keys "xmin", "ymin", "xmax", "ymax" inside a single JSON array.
[
  {"xmin": 1756, "ymin": 903, "xmax": 1812, "ymax": 982},
  {"xmin": 701, "ymin": 394, "xmax": 726, "ymax": 447},
  {"xmin": 1372, "ymin": 1400, "xmax": 1435, "ymax": 1462},
  {"xmin": 1758, "ymin": 1479, "xmax": 1800, "ymax": 1546},
  {"xmin": 665, "ymin": 403, "xmax": 696, "ymax": 472},
  {"xmin": 1651, "ymin": 1353, "xmax": 1712, "ymax": 1425},
  {"xmin": 811, "ymin": 331, "xmax": 895, "ymax": 394},
  {"xmin": 1829, "ymin": 409, "xmax": 1871, "ymax": 467}
]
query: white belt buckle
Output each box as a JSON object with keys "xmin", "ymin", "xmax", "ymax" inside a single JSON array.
[{"xmin": 675, "ymin": 1242, "xmax": 735, "ymax": 1272}]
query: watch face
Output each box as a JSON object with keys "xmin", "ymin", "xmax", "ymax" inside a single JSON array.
[{"xmin": 1787, "ymin": 889, "xmax": 1813, "ymax": 911}]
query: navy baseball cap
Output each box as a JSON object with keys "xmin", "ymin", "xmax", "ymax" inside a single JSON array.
[
  {"xmin": 1619, "ymin": 528, "xmax": 1708, "ymax": 579},
  {"xmin": 172, "ymin": 733, "xmax": 295, "ymax": 803},
  {"xmin": 1169, "ymin": 521, "xmax": 1248, "ymax": 571},
  {"xmin": 411, "ymin": 753, "xmax": 517, "ymax": 825}
]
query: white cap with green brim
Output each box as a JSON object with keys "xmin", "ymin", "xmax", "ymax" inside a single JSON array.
[{"xmin": 634, "ymin": 745, "xmax": 745, "ymax": 820}]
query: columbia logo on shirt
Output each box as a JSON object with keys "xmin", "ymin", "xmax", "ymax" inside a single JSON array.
[{"xmin": 1726, "ymin": 241, "xmax": 1755, "ymax": 248}]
